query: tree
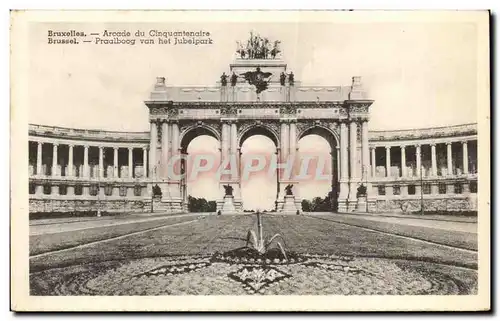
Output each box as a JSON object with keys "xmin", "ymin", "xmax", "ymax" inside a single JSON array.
[
  {"xmin": 187, "ymin": 195, "xmax": 216, "ymax": 212},
  {"xmin": 301, "ymin": 199, "xmax": 312, "ymax": 212},
  {"xmin": 302, "ymin": 193, "xmax": 333, "ymax": 212}
]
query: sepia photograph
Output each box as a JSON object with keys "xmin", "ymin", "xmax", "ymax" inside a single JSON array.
[{"xmin": 10, "ymin": 10, "xmax": 490, "ymax": 311}]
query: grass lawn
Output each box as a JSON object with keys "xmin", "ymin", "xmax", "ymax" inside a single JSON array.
[
  {"xmin": 309, "ymin": 214, "xmax": 477, "ymax": 251},
  {"xmin": 30, "ymin": 214, "xmax": 202, "ymax": 256},
  {"xmin": 30, "ymin": 214, "xmax": 477, "ymax": 272}
]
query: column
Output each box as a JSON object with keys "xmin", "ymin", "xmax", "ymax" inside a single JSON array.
[
  {"xmin": 340, "ymin": 122, "xmax": 348, "ymax": 181},
  {"xmin": 36, "ymin": 141, "xmax": 43, "ymax": 175},
  {"xmin": 143, "ymin": 147, "xmax": 148, "ymax": 178},
  {"xmin": 401, "ymin": 146, "xmax": 406, "ymax": 177},
  {"xmin": 220, "ymin": 121, "xmax": 230, "ymax": 186},
  {"xmin": 52, "ymin": 143, "xmax": 58, "ymax": 177},
  {"xmin": 281, "ymin": 121, "xmax": 289, "ymax": 161},
  {"xmin": 171, "ymin": 122, "xmax": 179, "ymax": 157},
  {"xmin": 416, "ymin": 145, "xmax": 421, "ymax": 177},
  {"xmin": 446, "ymin": 142, "xmax": 453, "ymax": 176},
  {"xmin": 462, "ymin": 141, "xmax": 469, "ymax": 174},
  {"xmin": 68, "ymin": 144, "xmax": 74, "ymax": 177},
  {"xmin": 128, "ymin": 147, "xmax": 133, "ymax": 178},
  {"xmin": 385, "ymin": 146, "xmax": 391, "ymax": 177},
  {"xmin": 349, "ymin": 121, "xmax": 357, "ymax": 180},
  {"xmin": 370, "ymin": 147, "xmax": 376, "ymax": 177},
  {"xmin": 230, "ymin": 122, "xmax": 238, "ymax": 179},
  {"xmin": 289, "ymin": 120, "xmax": 297, "ymax": 175},
  {"xmin": 336, "ymin": 146, "xmax": 341, "ymax": 179},
  {"xmin": 98, "ymin": 146, "xmax": 104, "ymax": 178},
  {"xmin": 161, "ymin": 121, "xmax": 169, "ymax": 178},
  {"xmin": 431, "ymin": 143, "xmax": 437, "ymax": 176},
  {"xmin": 361, "ymin": 121, "xmax": 369, "ymax": 180},
  {"xmin": 113, "ymin": 147, "xmax": 119, "ymax": 178},
  {"xmin": 171, "ymin": 122, "xmax": 180, "ymax": 180},
  {"xmin": 83, "ymin": 145, "xmax": 89, "ymax": 178},
  {"xmin": 149, "ymin": 121, "xmax": 157, "ymax": 178},
  {"xmin": 338, "ymin": 122, "xmax": 349, "ymax": 210},
  {"xmin": 221, "ymin": 121, "xmax": 230, "ymax": 162}
]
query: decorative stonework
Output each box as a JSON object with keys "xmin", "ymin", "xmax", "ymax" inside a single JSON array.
[
  {"xmin": 167, "ymin": 108, "xmax": 179, "ymax": 118},
  {"xmin": 221, "ymin": 104, "xmax": 238, "ymax": 117},
  {"xmin": 179, "ymin": 120, "xmax": 222, "ymax": 140},
  {"xmin": 238, "ymin": 120, "xmax": 280, "ymax": 144},
  {"xmin": 280, "ymin": 104, "xmax": 297, "ymax": 115},
  {"xmin": 296, "ymin": 120, "xmax": 339, "ymax": 142}
]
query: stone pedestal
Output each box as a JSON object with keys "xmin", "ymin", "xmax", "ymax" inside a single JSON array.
[
  {"xmin": 221, "ymin": 195, "xmax": 236, "ymax": 214},
  {"xmin": 281, "ymin": 195, "xmax": 298, "ymax": 214},
  {"xmin": 355, "ymin": 196, "xmax": 367, "ymax": 212}
]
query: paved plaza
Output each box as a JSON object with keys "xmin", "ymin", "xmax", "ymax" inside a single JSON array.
[{"xmin": 30, "ymin": 212, "xmax": 478, "ymax": 295}]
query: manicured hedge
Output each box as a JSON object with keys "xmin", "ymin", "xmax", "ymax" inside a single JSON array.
[{"xmin": 30, "ymin": 211, "xmax": 121, "ymax": 220}]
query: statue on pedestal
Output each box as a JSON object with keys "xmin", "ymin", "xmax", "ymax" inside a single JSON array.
[
  {"xmin": 220, "ymin": 72, "xmax": 228, "ymax": 86},
  {"xmin": 224, "ymin": 184, "xmax": 234, "ymax": 196},
  {"xmin": 280, "ymin": 72, "xmax": 286, "ymax": 86},
  {"xmin": 230, "ymin": 72, "xmax": 238, "ymax": 86},
  {"xmin": 285, "ymin": 184, "xmax": 294, "ymax": 196},
  {"xmin": 152, "ymin": 184, "xmax": 162, "ymax": 198},
  {"xmin": 356, "ymin": 184, "xmax": 367, "ymax": 198},
  {"xmin": 288, "ymin": 72, "xmax": 295, "ymax": 86}
]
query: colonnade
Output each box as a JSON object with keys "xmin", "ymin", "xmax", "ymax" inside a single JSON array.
[
  {"xmin": 29, "ymin": 141, "xmax": 148, "ymax": 179},
  {"xmin": 370, "ymin": 140, "xmax": 476, "ymax": 179}
]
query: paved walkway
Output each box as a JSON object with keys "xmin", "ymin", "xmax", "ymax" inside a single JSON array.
[
  {"xmin": 311, "ymin": 212, "xmax": 477, "ymax": 234},
  {"xmin": 29, "ymin": 212, "xmax": 202, "ymax": 236}
]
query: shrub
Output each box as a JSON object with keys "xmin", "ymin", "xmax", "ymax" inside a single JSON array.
[{"xmin": 187, "ymin": 195, "xmax": 217, "ymax": 212}]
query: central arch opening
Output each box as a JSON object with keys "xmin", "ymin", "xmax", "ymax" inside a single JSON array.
[{"xmin": 239, "ymin": 126, "xmax": 279, "ymax": 212}]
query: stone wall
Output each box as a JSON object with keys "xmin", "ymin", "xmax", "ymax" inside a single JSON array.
[
  {"xmin": 373, "ymin": 195, "xmax": 477, "ymax": 213},
  {"xmin": 29, "ymin": 199, "xmax": 152, "ymax": 214}
]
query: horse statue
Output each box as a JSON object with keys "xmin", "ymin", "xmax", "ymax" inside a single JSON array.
[
  {"xmin": 270, "ymin": 40, "xmax": 281, "ymax": 59},
  {"xmin": 236, "ymin": 41, "xmax": 246, "ymax": 59}
]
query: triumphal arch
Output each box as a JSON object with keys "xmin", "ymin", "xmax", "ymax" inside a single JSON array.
[{"xmin": 145, "ymin": 34, "xmax": 373, "ymax": 213}]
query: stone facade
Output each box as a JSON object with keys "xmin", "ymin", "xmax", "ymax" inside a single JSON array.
[{"xmin": 28, "ymin": 57, "xmax": 478, "ymax": 215}]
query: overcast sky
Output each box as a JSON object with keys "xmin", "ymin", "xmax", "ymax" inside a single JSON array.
[{"xmin": 28, "ymin": 19, "xmax": 480, "ymax": 209}]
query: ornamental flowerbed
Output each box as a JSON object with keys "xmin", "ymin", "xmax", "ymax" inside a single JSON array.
[{"xmin": 30, "ymin": 253, "xmax": 477, "ymax": 296}]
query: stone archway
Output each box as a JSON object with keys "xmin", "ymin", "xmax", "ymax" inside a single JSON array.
[
  {"xmin": 179, "ymin": 124, "xmax": 221, "ymax": 212},
  {"xmin": 238, "ymin": 124, "xmax": 280, "ymax": 211},
  {"xmin": 297, "ymin": 124, "xmax": 340, "ymax": 212},
  {"xmin": 144, "ymin": 57, "xmax": 373, "ymax": 214}
]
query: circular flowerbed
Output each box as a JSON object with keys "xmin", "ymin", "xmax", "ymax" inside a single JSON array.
[{"xmin": 29, "ymin": 253, "xmax": 477, "ymax": 296}]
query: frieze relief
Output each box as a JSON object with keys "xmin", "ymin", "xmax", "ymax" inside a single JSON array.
[
  {"xmin": 169, "ymin": 102, "xmax": 346, "ymax": 110},
  {"xmin": 167, "ymin": 108, "xmax": 179, "ymax": 118},
  {"xmin": 149, "ymin": 107, "xmax": 169, "ymax": 115},
  {"xmin": 280, "ymin": 104, "xmax": 297, "ymax": 115},
  {"xmin": 221, "ymin": 105, "xmax": 238, "ymax": 116},
  {"xmin": 348, "ymin": 103, "xmax": 371, "ymax": 114}
]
